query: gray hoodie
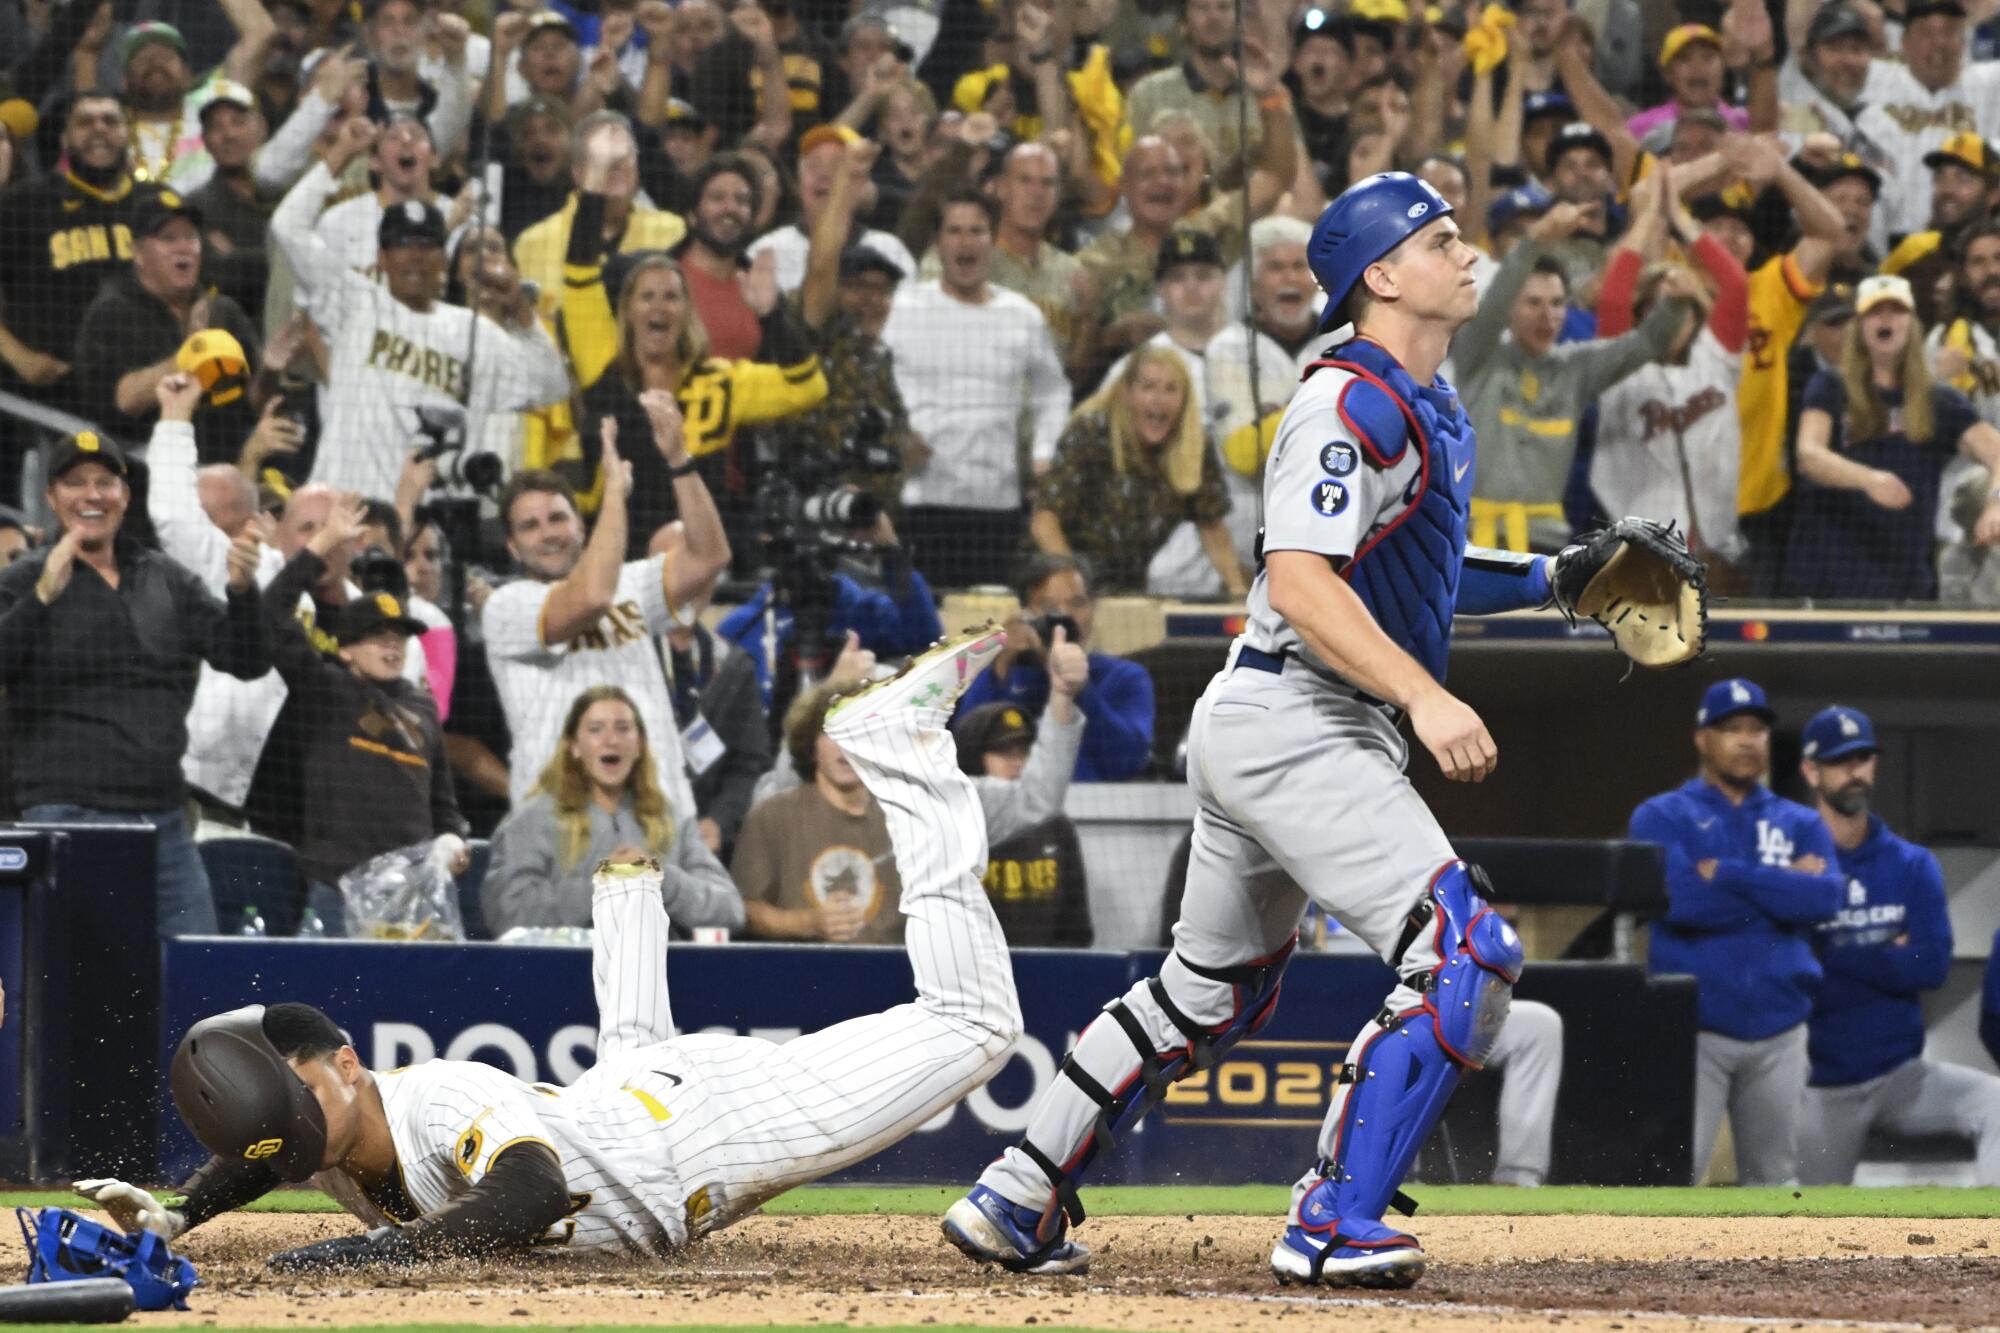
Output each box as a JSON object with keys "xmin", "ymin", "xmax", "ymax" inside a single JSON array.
[{"xmin": 482, "ymin": 792, "xmax": 745, "ymax": 935}]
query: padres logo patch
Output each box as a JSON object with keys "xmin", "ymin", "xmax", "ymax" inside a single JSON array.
[
  {"xmin": 1319, "ymin": 441, "xmax": 1357, "ymax": 477},
  {"xmin": 375, "ymin": 593, "xmax": 402, "ymax": 617},
  {"xmin": 1002, "ymin": 708, "xmax": 1024, "ymax": 729},
  {"xmin": 1310, "ymin": 479, "xmax": 1349, "ymax": 516}
]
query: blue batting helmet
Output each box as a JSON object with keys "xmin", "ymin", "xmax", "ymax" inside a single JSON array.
[{"xmin": 1307, "ymin": 171, "xmax": 1454, "ymax": 333}]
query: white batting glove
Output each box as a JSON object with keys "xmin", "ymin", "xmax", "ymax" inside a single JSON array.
[{"xmin": 73, "ymin": 1178, "xmax": 185, "ymax": 1238}]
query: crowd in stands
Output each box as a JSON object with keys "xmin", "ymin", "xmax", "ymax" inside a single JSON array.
[{"xmin": 1, "ymin": 0, "xmax": 2000, "ymax": 961}]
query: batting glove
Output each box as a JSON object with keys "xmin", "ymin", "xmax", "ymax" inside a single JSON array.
[{"xmin": 73, "ymin": 1179, "xmax": 185, "ymax": 1239}]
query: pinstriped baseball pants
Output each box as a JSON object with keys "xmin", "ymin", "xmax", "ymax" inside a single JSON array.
[{"xmin": 589, "ymin": 703, "xmax": 1024, "ymax": 1233}]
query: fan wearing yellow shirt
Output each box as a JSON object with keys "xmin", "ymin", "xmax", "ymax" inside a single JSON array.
[
  {"xmin": 513, "ymin": 111, "xmax": 687, "ymax": 320},
  {"xmin": 562, "ymin": 122, "xmax": 826, "ymax": 556}
]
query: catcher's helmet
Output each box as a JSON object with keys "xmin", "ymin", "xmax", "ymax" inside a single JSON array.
[
  {"xmin": 1307, "ymin": 171, "xmax": 1455, "ymax": 332},
  {"xmin": 169, "ymin": 1006, "xmax": 329, "ymax": 1182}
]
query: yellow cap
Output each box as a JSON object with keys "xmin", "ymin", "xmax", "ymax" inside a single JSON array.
[
  {"xmin": 177, "ymin": 329, "xmax": 249, "ymax": 405},
  {"xmin": 798, "ymin": 122, "xmax": 862, "ymax": 159},
  {"xmin": 1659, "ymin": 23, "xmax": 1722, "ymax": 67}
]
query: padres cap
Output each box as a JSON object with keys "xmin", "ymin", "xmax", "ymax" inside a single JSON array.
[
  {"xmin": 838, "ymin": 241, "xmax": 906, "ymax": 280},
  {"xmin": 1809, "ymin": 151, "xmax": 1884, "ymax": 196},
  {"xmin": 1659, "ymin": 23, "xmax": 1722, "ymax": 67},
  {"xmin": 1923, "ymin": 130, "xmax": 1999, "ymax": 179},
  {"xmin": 178, "ymin": 330, "xmax": 250, "ymax": 406},
  {"xmin": 378, "ymin": 198, "xmax": 447, "ymax": 250},
  {"xmin": 335, "ymin": 590, "xmax": 426, "ymax": 644},
  {"xmin": 131, "ymin": 188, "xmax": 203, "ymax": 238},
  {"xmin": 951, "ymin": 701, "xmax": 1038, "ymax": 774},
  {"xmin": 1696, "ymin": 677, "xmax": 1776, "ymax": 728},
  {"xmin": 1156, "ymin": 227, "xmax": 1224, "ymax": 280},
  {"xmin": 48, "ymin": 429, "xmax": 128, "ymax": 481},
  {"xmin": 1548, "ymin": 121, "xmax": 1614, "ymax": 170},
  {"xmin": 198, "ymin": 79, "xmax": 258, "ymax": 123},
  {"xmin": 1802, "ymin": 705, "xmax": 1878, "ymax": 761},
  {"xmin": 799, "ymin": 122, "xmax": 862, "ymax": 159},
  {"xmin": 1855, "ymin": 272, "xmax": 1916, "ymax": 314},
  {"xmin": 1806, "ymin": 281, "xmax": 1857, "ymax": 325},
  {"xmin": 662, "ymin": 97, "xmax": 709, "ymax": 130},
  {"xmin": 170, "ymin": 1006, "xmax": 330, "ymax": 1183}
]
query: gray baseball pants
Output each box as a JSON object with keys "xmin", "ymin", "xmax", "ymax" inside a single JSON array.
[
  {"xmin": 1799, "ymin": 1058, "xmax": 2000, "ymax": 1186},
  {"xmin": 1485, "ymin": 999, "xmax": 1564, "ymax": 1186},
  {"xmin": 978, "ymin": 655, "xmax": 1462, "ymax": 1214},
  {"xmin": 1692, "ymin": 1024, "xmax": 1809, "ymax": 1185}
]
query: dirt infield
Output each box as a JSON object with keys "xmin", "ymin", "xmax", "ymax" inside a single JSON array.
[{"xmin": 11, "ymin": 1212, "xmax": 1999, "ymax": 1331}]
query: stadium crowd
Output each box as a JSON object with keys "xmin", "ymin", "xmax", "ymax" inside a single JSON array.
[{"xmin": 0, "ymin": 0, "xmax": 1998, "ymax": 1183}]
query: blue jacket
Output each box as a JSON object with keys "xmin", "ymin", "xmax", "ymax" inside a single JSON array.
[
  {"xmin": 956, "ymin": 652, "xmax": 1154, "ymax": 782},
  {"xmin": 1632, "ymin": 779, "xmax": 1845, "ymax": 1040},
  {"xmin": 715, "ymin": 571, "xmax": 944, "ymax": 705},
  {"xmin": 1807, "ymin": 816, "xmax": 1951, "ymax": 1087}
]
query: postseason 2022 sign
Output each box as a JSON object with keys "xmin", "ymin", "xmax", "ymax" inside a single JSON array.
[{"xmin": 155, "ymin": 940, "xmax": 1695, "ymax": 1186}]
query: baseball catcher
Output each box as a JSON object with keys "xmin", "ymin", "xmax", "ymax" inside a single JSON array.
[{"xmin": 75, "ymin": 629, "xmax": 1025, "ymax": 1267}]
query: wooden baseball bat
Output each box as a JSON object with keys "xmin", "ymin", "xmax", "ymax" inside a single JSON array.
[{"xmin": 0, "ymin": 1277, "xmax": 135, "ymax": 1323}]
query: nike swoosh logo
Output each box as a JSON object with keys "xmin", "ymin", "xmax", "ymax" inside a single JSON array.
[
  {"xmin": 1696, "ymin": 818, "xmax": 1716, "ymax": 830},
  {"xmin": 652, "ymin": 1070, "xmax": 684, "ymax": 1087},
  {"xmin": 1453, "ymin": 458, "xmax": 1470, "ymax": 482}
]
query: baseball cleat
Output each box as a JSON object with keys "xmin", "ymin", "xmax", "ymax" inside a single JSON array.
[
  {"xmin": 826, "ymin": 623, "xmax": 1005, "ymax": 727},
  {"xmin": 942, "ymin": 1186, "xmax": 1091, "ymax": 1277},
  {"xmin": 1270, "ymin": 1181, "xmax": 1426, "ymax": 1289}
]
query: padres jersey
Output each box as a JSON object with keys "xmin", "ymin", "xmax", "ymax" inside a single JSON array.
[
  {"xmin": 1240, "ymin": 362, "xmax": 1432, "ymax": 676},
  {"xmin": 316, "ymin": 1050, "xmax": 700, "ymax": 1254},
  {"xmin": 0, "ymin": 173, "xmax": 167, "ymax": 367},
  {"xmin": 1855, "ymin": 60, "xmax": 2000, "ymax": 240},
  {"xmin": 481, "ymin": 555, "xmax": 697, "ymax": 815}
]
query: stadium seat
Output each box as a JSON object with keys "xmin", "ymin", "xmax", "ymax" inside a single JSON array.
[{"xmin": 200, "ymin": 837, "xmax": 305, "ymax": 938}]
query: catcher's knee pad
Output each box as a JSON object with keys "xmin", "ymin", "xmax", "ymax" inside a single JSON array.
[
  {"xmin": 1397, "ymin": 860, "xmax": 1523, "ymax": 1069},
  {"xmin": 1016, "ymin": 937, "xmax": 1296, "ymax": 1227}
]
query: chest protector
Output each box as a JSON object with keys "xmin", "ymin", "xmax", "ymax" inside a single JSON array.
[{"xmin": 1301, "ymin": 340, "xmax": 1472, "ymax": 683}]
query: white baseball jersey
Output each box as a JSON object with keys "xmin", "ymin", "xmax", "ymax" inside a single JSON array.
[
  {"xmin": 1855, "ymin": 59, "xmax": 2000, "ymax": 240},
  {"xmin": 271, "ymin": 161, "xmax": 572, "ymax": 501},
  {"xmin": 481, "ymin": 556, "xmax": 698, "ymax": 816},
  {"xmin": 318, "ymin": 692, "xmax": 1020, "ymax": 1252}
]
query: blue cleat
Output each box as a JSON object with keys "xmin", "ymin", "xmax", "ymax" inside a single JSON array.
[
  {"xmin": 942, "ymin": 1185, "xmax": 1091, "ymax": 1276},
  {"xmin": 1270, "ymin": 1177, "xmax": 1426, "ymax": 1289}
]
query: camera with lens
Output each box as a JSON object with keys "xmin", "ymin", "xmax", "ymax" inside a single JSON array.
[
  {"xmin": 411, "ymin": 405, "xmax": 504, "ymax": 495},
  {"xmin": 1013, "ymin": 612, "xmax": 1080, "ymax": 666},
  {"xmin": 760, "ymin": 403, "xmax": 903, "ymax": 538},
  {"xmin": 351, "ymin": 545, "xmax": 410, "ymax": 600}
]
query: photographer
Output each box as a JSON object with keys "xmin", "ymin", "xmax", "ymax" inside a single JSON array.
[
  {"xmin": 713, "ymin": 501, "xmax": 944, "ymax": 715},
  {"xmin": 957, "ymin": 555, "xmax": 1155, "ymax": 783},
  {"xmin": 271, "ymin": 115, "xmax": 570, "ymax": 503}
]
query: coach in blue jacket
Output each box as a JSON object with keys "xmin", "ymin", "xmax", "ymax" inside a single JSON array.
[
  {"xmin": 1631, "ymin": 679, "xmax": 1845, "ymax": 1185},
  {"xmin": 1796, "ymin": 706, "xmax": 2000, "ymax": 1185}
]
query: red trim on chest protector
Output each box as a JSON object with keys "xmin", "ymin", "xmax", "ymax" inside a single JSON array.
[{"xmin": 1305, "ymin": 358, "xmax": 1433, "ymax": 582}]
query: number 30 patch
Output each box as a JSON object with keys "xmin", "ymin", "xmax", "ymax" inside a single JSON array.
[{"xmin": 1310, "ymin": 479, "xmax": 1349, "ymax": 516}]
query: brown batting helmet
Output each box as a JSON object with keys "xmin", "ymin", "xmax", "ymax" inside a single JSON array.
[{"xmin": 168, "ymin": 1006, "xmax": 329, "ymax": 1182}]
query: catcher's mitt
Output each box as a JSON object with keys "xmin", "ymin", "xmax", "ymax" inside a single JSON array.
[{"xmin": 1549, "ymin": 517, "xmax": 1709, "ymax": 668}]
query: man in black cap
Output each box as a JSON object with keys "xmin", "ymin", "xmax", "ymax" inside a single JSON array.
[
  {"xmin": 1778, "ymin": 4, "xmax": 1883, "ymax": 163},
  {"xmin": 1807, "ymin": 152, "xmax": 1884, "ymax": 290},
  {"xmin": 491, "ymin": 93, "xmax": 575, "ymax": 242},
  {"xmin": 1540, "ymin": 122, "xmax": 1618, "ymax": 290},
  {"xmin": 73, "ymin": 188, "xmax": 264, "ymax": 462},
  {"xmin": 952, "ymin": 700, "xmax": 1090, "ymax": 947},
  {"xmin": 271, "ymin": 113, "xmax": 570, "ymax": 501},
  {"xmin": 0, "ymin": 429, "xmax": 269, "ymax": 936},
  {"xmin": 1881, "ymin": 133, "xmax": 2000, "ymax": 324}
]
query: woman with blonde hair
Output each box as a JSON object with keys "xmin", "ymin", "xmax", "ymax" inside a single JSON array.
[
  {"xmin": 562, "ymin": 124, "xmax": 826, "ymax": 554},
  {"xmin": 482, "ymin": 685, "xmax": 743, "ymax": 936},
  {"xmin": 1030, "ymin": 344, "xmax": 1239, "ymax": 595},
  {"xmin": 1784, "ymin": 274, "xmax": 2000, "ymax": 599}
]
